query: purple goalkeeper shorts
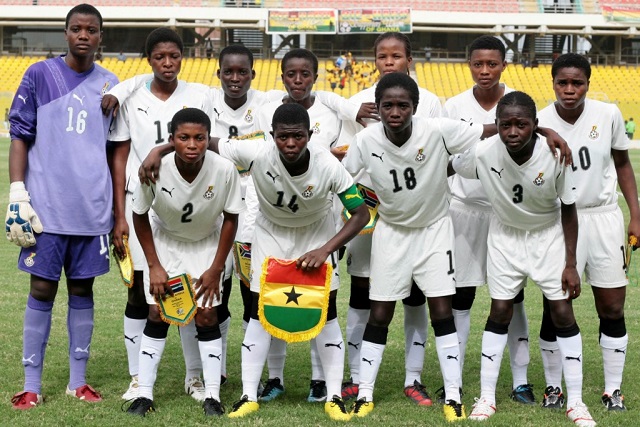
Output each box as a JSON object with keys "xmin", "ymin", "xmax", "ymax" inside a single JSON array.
[{"xmin": 18, "ymin": 232, "xmax": 110, "ymax": 281}]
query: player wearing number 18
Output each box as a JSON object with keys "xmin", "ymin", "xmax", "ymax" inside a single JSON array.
[
  {"xmin": 6, "ymin": 3, "xmax": 119, "ymax": 410},
  {"xmin": 342, "ymin": 72, "xmax": 500, "ymax": 422}
]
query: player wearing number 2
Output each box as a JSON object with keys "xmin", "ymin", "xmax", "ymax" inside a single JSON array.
[
  {"xmin": 7, "ymin": 4, "xmax": 118, "ymax": 409},
  {"xmin": 537, "ymin": 53, "xmax": 640, "ymax": 413}
]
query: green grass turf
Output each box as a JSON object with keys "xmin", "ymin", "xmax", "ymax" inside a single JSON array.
[{"xmin": 1, "ymin": 137, "xmax": 639, "ymax": 426}]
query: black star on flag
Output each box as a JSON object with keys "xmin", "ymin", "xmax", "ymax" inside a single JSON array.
[{"xmin": 283, "ymin": 286, "xmax": 302, "ymax": 305}]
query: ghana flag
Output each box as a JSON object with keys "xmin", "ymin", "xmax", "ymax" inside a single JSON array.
[
  {"xmin": 341, "ymin": 183, "xmax": 380, "ymax": 234},
  {"xmin": 259, "ymin": 257, "xmax": 332, "ymax": 343}
]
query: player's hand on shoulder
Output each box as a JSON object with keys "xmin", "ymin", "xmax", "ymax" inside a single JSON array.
[
  {"xmin": 101, "ymin": 94, "xmax": 119, "ymax": 117},
  {"xmin": 5, "ymin": 182, "xmax": 43, "ymax": 248},
  {"xmin": 356, "ymin": 102, "xmax": 379, "ymax": 127},
  {"xmin": 297, "ymin": 248, "xmax": 330, "ymax": 271},
  {"xmin": 139, "ymin": 146, "xmax": 166, "ymax": 185},
  {"xmin": 561, "ymin": 265, "xmax": 581, "ymax": 300},
  {"xmin": 194, "ymin": 267, "xmax": 223, "ymax": 308}
]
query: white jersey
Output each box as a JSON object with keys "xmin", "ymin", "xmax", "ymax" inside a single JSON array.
[
  {"xmin": 210, "ymin": 88, "xmax": 283, "ymax": 139},
  {"xmin": 453, "ymin": 135, "xmax": 576, "ymax": 231},
  {"xmin": 218, "ymin": 136, "xmax": 354, "ymax": 228},
  {"xmin": 256, "ymin": 99, "xmax": 342, "ymax": 151},
  {"xmin": 444, "ymin": 84, "xmax": 514, "ymax": 207},
  {"xmin": 538, "ymin": 99, "xmax": 629, "ymax": 209},
  {"xmin": 343, "ymin": 117, "xmax": 483, "ymax": 228},
  {"xmin": 132, "ymin": 151, "xmax": 244, "ymax": 242},
  {"xmin": 109, "ymin": 80, "xmax": 214, "ymax": 194}
]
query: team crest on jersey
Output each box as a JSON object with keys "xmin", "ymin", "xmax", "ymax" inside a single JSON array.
[
  {"xmin": 589, "ymin": 125, "xmax": 599, "ymax": 140},
  {"xmin": 101, "ymin": 81, "xmax": 111, "ymax": 96},
  {"xmin": 244, "ymin": 109, "xmax": 254, "ymax": 123},
  {"xmin": 301, "ymin": 185, "xmax": 314, "ymax": 198},
  {"xmin": 24, "ymin": 252, "xmax": 36, "ymax": 267},
  {"xmin": 312, "ymin": 122, "xmax": 321, "ymax": 134},
  {"xmin": 203, "ymin": 185, "xmax": 214, "ymax": 200},
  {"xmin": 415, "ymin": 148, "xmax": 425, "ymax": 162},
  {"xmin": 533, "ymin": 172, "xmax": 545, "ymax": 186}
]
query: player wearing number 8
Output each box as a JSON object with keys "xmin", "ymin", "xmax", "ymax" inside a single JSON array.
[
  {"xmin": 342, "ymin": 72, "xmax": 498, "ymax": 421},
  {"xmin": 7, "ymin": 4, "xmax": 118, "ymax": 410}
]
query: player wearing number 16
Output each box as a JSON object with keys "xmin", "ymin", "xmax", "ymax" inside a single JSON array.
[{"xmin": 7, "ymin": 4, "xmax": 119, "ymax": 410}]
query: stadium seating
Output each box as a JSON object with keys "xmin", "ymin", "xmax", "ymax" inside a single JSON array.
[{"xmin": 2, "ymin": 55, "xmax": 640, "ymax": 121}]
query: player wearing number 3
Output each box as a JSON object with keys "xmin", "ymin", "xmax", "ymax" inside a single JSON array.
[{"xmin": 7, "ymin": 4, "xmax": 119, "ymax": 409}]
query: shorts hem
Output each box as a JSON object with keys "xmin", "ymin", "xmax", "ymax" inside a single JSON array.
[
  {"xmin": 17, "ymin": 265, "xmax": 60, "ymax": 282},
  {"xmin": 587, "ymin": 280, "xmax": 627, "ymax": 289},
  {"xmin": 369, "ymin": 293, "xmax": 409, "ymax": 302},
  {"xmin": 455, "ymin": 281, "xmax": 486, "ymax": 288}
]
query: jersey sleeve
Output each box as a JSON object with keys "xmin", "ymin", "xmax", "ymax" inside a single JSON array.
[
  {"xmin": 107, "ymin": 74, "xmax": 152, "ymax": 105},
  {"xmin": 343, "ymin": 137, "xmax": 365, "ymax": 176},
  {"xmin": 9, "ymin": 65, "xmax": 39, "ymax": 143},
  {"xmin": 218, "ymin": 137, "xmax": 261, "ymax": 172},
  {"xmin": 330, "ymin": 157, "xmax": 356, "ymax": 194},
  {"xmin": 314, "ymin": 90, "xmax": 359, "ymax": 121},
  {"xmin": 611, "ymin": 104, "xmax": 631, "ymax": 151},
  {"xmin": 131, "ymin": 181, "xmax": 155, "ymax": 215},
  {"xmin": 439, "ymin": 118, "xmax": 484, "ymax": 154},
  {"xmin": 556, "ymin": 161, "xmax": 577, "ymax": 205},
  {"xmin": 422, "ymin": 92, "xmax": 443, "ymax": 118},
  {"xmin": 222, "ymin": 161, "xmax": 246, "ymax": 215},
  {"xmin": 451, "ymin": 145, "xmax": 479, "ymax": 180},
  {"xmin": 109, "ymin": 99, "xmax": 132, "ymax": 142}
]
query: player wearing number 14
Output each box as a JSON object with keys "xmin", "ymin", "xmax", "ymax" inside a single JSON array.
[{"xmin": 6, "ymin": 4, "xmax": 118, "ymax": 410}]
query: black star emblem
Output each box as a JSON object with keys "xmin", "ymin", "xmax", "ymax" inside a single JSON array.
[{"xmin": 283, "ymin": 286, "xmax": 302, "ymax": 305}]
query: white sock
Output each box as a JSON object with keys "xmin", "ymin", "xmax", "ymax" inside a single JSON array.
[
  {"xmin": 452, "ymin": 308, "xmax": 471, "ymax": 378},
  {"xmin": 219, "ymin": 317, "xmax": 230, "ymax": 378},
  {"xmin": 241, "ymin": 319, "xmax": 271, "ymax": 401},
  {"xmin": 180, "ymin": 321, "xmax": 202, "ymax": 381},
  {"xmin": 138, "ymin": 335, "xmax": 166, "ymax": 400},
  {"xmin": 314, "ymin": 318, "xmax": 345, "ymax": 398},
  {"xmin": 479, "ymin": 330, "xmax": 508, "ymax": 405},
  {"xmin": 508, "ymin": 301, "xmax": 530, "ymax": 388},
  {"xmin": 199, "ymin": 338, "xmax": 222, "ymax": 400},
  {"xmin": 357, "ymin": 340, "xmax": 385, "ymax": 402},
  {"xmin": 124, "ymin": 316, "xmax": 146, "ymax": 376},
  {"xmin": 557, "ymin": 333, "xmax": 583, "ymax": 408},
  {"xmin": 539, "ymin": 338, "xmax": 563, "ymax": 390},
  {"xmin": 242, "ymin": 319, "xmax": 248, "ymax": 331},
  {"xmin": 267, "ymin": 337, "xmax": 286, "ymax": 386},
  {"xmin": 345, "ymin": 307, "xmax": 368, "ymax": 384},
  {"xmin": 404, "ymin": 304, "xmax": 428, "ymax": 387},
  {"xmin": 310, "ymin": 338, "xmax": 325, "ymax": 381},
  {"xmin": 436, "ymin": 332, "xmax": 462, "ymax": 403},
  {"xmin": 600, "ymin": 333, "xmax": 627, "ymax": 395}
]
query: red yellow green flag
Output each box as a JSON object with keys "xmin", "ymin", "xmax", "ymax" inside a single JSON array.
[{"xmin": 259, "ymin": 257, "xmax": 332, "ymax": 343}]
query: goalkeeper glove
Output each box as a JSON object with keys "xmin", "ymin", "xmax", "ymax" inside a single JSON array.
[{"xmin": 5, "ymin": 181, "xmax": 43, "ymax": 247}]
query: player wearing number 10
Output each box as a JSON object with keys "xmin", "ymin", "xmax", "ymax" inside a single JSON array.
[{"xmin": 6, "ymin": 4, "xmax": 119, "ymax": 409}]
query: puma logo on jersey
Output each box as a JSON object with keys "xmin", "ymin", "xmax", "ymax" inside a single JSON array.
[
  {"xmin": 161, "ymin": 187, "xmax": 175, "ymax": 197},
  {"xmin": 345, "ymin": 193, "xmax": 360, "ymax": 199},
  {"xmin": 362, "ymin": 357, "xmax": 373, "ymax": 365},
  {"xmin": 208, "ymin": 353, "xmax": 221, "ymax": 360},
  {"xmin": 413, "ymin": 341, "xmax": 426, "ymax": 347},
  {"xmin": 371, "ymin": 152, "xmax": 384, "ymax": 162},
  {"xmin": 242, "ymin": 343, "xmax": 256, "ymax": 351},
  {"xmin": 565, "ymin": 354, "xmax": 581, "ymax": 362},
  {"xmin": 447, "ymin": 354, "xmax": 459, "ymax": 361},
  {"xmin": 460, "ymin": 117, "xmax": 473, "ymax": 125},
  {"xmin": 348, "ymin": 341, "xmax": 360, "ymax": 350},
  {"xmin": 124, "ymin": 334, "xmax": 138, "ymax": 344},
  {"xmin": 266, "ymin": 171, "xmax": 279, "ymax": 183},
  {"xmin": 74, "ymin": 345, "xmax": 90, "ymax": 354},
  {"xmin": 213, "ymin": 108, "xmax": 222, "ymax": 119},
  {"xmin": 73, "ymin": 93, "xmax": 85, "ymax": 105},
  {"xmin": 533, "ymin": 172, "xmax": 545, "ymax": 186},
  {"xmin": 541, "ymin": 348, "xmax": 555, "ymax": 353},
  {"xmin": 17, "ymin": 94, "xmax": 28, "ymax": 104},
  {"xmin": 325, "ymin": 342, "xmax": 342, "ymax": 349},
  {"xmin": 491, "ymin": 167, "xmax": 504, "ymax": 178},
  {"xmin": 482, "ymin": 352, "xmax": 497, "ymax": 361},
  {"xmin": 137, "ymin": 106, "xmax": 149, "ymax": 115},
  {"xmin": 22, "ymin": 354, "xmax": 36, "ymax": 364}
]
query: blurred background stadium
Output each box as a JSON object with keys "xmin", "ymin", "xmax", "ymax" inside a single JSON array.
[{"xmin": 1, "ymin": 0, "xmax": 639, "ymax": 137}]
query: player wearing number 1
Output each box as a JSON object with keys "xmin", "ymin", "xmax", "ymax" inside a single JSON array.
[
  {"xmin": 7, "ymin": 4, "xmax": 118, "ymax": 409},
  {"xmin": 343, "ymin": 72, "xmax": 497, "ymax": 422}
]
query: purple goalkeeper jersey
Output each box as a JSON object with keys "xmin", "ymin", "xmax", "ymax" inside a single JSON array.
[{"xmin": 9, "ymin": 56, "xmax": 119, "ymax": 236}]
